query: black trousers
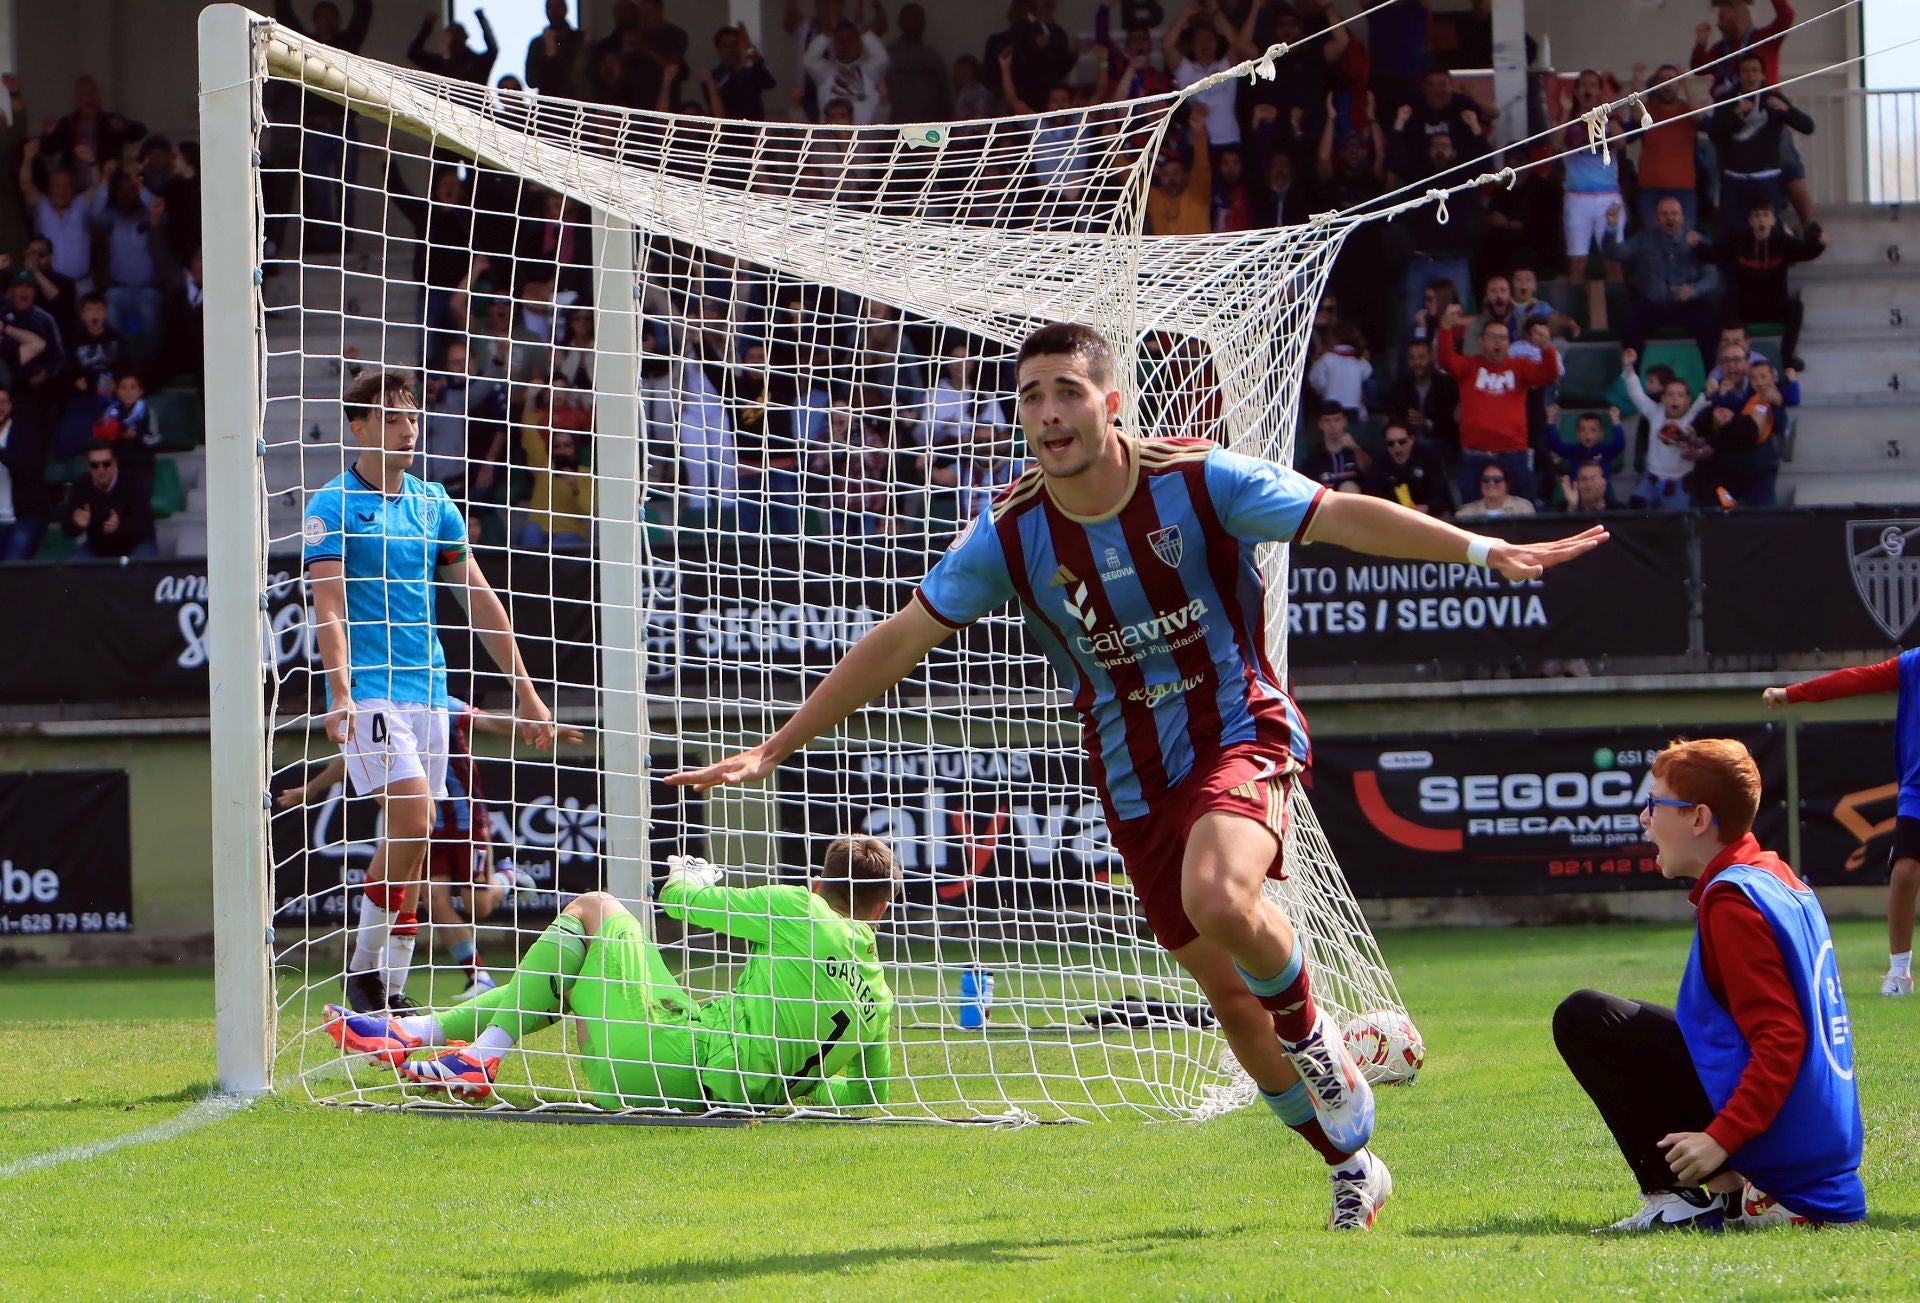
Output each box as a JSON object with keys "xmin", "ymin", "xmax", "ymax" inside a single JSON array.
[{"xmin": 1552, "ymin": 989, "xmax": 1718, "ymax": 1193}]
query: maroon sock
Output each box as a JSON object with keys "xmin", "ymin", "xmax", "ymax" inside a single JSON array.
[
  {"xmin": 1291, "ymin": 1116, "xmax": 1350, "ymax": 1166},
  {"xmin": 1255, "ymin": 966, "xmax": 1319, "ymax": 1043}
]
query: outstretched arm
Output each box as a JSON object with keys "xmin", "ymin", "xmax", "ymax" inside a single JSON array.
[
  {"xmin": 441, "ymin": 554, "xmax": 556, "ymax": 748},
  {"xmin": 667, "ymin": 600, "xmax": 954, "ymax": 788},
  {"xmin": 1305, "ymin": 490, "xmax": 1608, "ymax": 581},
  {"xmin": 1762, "ymin": 657, "xmax": 1901, "ymax": 708}
]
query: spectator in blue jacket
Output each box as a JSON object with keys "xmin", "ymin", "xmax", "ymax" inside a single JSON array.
[{"xmin": 1600, "ymin": 196, "xmax": 1722, "ymax": 369}]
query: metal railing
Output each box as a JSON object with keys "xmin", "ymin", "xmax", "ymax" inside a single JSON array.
[{"xmin": 1793, "ymin": 87, "xmax": 1920, "ymax": 206}]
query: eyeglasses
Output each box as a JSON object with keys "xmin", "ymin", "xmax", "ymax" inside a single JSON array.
[
  {"xmin": 1385, "ymin": 437, "xmax": 1411, "ymax": 448},
  {"xmin": 87, "ymin": 458, "xmax": 114, "ymax": 468},
  {"xmin": 1644, "ymin": 794, "xmax": 1709, "ymax": 820},
  {"xmin": 1481, "ymin": 475, "xmax": 1505, "ymax": 485}
]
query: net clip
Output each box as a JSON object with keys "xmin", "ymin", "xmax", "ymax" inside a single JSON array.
[
  {"xmin": 1581, "ymin": 103, "xmax": 1615, "ymax": 165},
  {"xmin": 1249, "ymin": 43, "xmax": 1288, "ymax": 83}
]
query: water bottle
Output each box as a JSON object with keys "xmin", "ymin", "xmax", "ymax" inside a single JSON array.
[{"xmin": 959, "ymin": 965, "xmax": 995, "ymax": 1029}]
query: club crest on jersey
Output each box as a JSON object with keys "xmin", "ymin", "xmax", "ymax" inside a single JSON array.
[
  {"xmin": 1849, "ymin": 519, "xmax": 1920, "ymax": 640},
  {"xmin": 1147, "ymin": 525, "xmax": 1184, "ymax": 568}
]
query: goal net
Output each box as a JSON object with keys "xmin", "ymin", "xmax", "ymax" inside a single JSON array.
[{"xmin": 204, "ymin": 6, "xmax": 1405, "ymax": 1121}]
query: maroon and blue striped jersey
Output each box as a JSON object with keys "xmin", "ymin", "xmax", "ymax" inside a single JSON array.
[
  {"xmin": 434, "ymin": 698, "xmax": 487, "ymax": 847},
  {"xmin": 916, "ymin": 436, "xmax": 1327, "ymax": 820}
]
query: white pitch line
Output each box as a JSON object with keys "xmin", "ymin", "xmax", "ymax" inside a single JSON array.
[{"xmin": 0, "ymin": 1092, "xmax": 256, "ymax": 1178}]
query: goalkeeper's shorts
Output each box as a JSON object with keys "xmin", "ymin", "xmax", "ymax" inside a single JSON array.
[
  {"xmin": 1102, "ymin": 742, "xmax": 1296, "ymax": 952},
  {"xmin": 569, "ymin": 911, "xmax": 706, "ymax": 1110}
]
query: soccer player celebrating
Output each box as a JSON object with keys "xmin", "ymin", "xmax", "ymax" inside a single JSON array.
[
  {"xmin": 1764, "ymin": 653, "xmax": 1920, "ymax": 997},
  {"xmin": 669, "ymin": 323, "xmax": 1606, "ymax": 1229},
  {"xmin": 325, "ymin": 838, "xmax": 900, "ymax": 1110},
  {"xmin": 304, "ymin": 368, "xmax": 556, "ymax": 1014},
  {"xmin": 1554, "ymin": 738, "xmax": 1865, "ymax": 1232}
]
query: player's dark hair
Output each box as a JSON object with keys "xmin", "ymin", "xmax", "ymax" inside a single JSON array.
[
  {"xmin": 1747, "ymin": 195, "xmax": 1778, "ymax": 215},
  {"xmin": 1017, "ymin": 322, "xmax": 1115, "ymax": 387},
  {"xmin": 344, "ymin": 368, "xmax": 416, "ymax": 424},
  {"xmin": 818, "ymin": 837, "xmax": 901, "ymax": 918}
]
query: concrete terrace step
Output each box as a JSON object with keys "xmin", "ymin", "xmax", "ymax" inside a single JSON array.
[{"xmin": 1781, "ymin": 471, "xmax": 1920, "ymax": 507}]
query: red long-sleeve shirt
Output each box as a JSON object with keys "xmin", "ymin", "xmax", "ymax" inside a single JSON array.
[
  {"xmin": 1688, "ymin": 834, "xmax": 1809, "ymax": 1154},
  {"xmin": 1434, "ymin": 327, "xmax": 1562, "ymax": 453},
  {"xmin": 1691, "ymin": 0, "xmax": 1796, "ymax": 89},
  {"xmin": 1787, "ymin": 658, "xmax": 1899, "ymax": 703}
]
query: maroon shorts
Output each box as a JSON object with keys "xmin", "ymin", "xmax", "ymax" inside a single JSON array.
[
  {"xmin": 1103, "ymin": 743, "xmax": 1297, "ymax": 952},
  {"xmin": 426, "ymin": 840, "xmax": 490, "ymax": 883}
]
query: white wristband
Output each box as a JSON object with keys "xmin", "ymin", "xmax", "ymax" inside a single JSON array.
[{"xmin": 1465, "ymin": 537, "xmax": 1494, "ymax": 568}]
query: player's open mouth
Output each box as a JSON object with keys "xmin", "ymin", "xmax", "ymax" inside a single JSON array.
[{"xmin": 1041, "ymin": 434, "xmax": 1075, "ymax": 454}]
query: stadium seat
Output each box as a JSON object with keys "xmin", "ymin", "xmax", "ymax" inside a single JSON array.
[
  {"xmin": 151, "ymin": 457, "xmax": 185, "ymax": 519},
  {"xmin": 1641, "ymin": 341, "xmax": 1706, "ymax": 401},
  {"xmin": 34, "ymin": 527, "xmax": 73, "ymax": 561},
  {"xmin": 1558, "ymin": 342, "xmax": 1623, "ymax": 405},
  {"xmin": 1752, "ymin": 335, "xmax": 1785, "ymax": 371},
  {"xmin": 150, "ymin": 391, "xmax": 205, "ymax": 451},
  {"xmin": 1350, "ymin": 417, "xmax": 1385, "ymax": 457}
]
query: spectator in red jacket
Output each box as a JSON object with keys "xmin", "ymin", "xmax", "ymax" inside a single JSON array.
[
  {"xmin": 1554, "ymin": 736, "xmax": 1866, "ymax": 1232},
  {"xmin": 1693, "ymin": 0, "xmax": 1796, "ymax": 101},
  {"xmin": 1435, "ymin": 301, "xmax": 1561, "ymax": 507}
]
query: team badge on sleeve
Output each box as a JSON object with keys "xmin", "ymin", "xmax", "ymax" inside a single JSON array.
[
  {"xmin": 1148, "ymin": 525, "xmax": 1184, "ymax": 568},
  {"xmin": 303, "ymin": 515, "xmax": 328, "ymax": 547}
]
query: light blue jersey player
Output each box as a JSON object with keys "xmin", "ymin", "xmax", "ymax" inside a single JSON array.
[
  {"xmin": 673, "ymin": 323, "xmax": 1608, "ymax": 1231},
  {"xmin": 303, "ymin": 368, "xmax": 558, "ymax": 1015}
]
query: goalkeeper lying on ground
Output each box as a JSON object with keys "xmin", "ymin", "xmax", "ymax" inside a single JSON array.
[{"xmin": 323, "ymin": 837, "xmax": 900, "ymax": 1109}]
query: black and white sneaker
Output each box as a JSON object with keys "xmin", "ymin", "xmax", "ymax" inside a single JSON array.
[
  {"xmin": 1595, "ymin": 1188, "xmax": 1726, "ymax": 1234},
  {"xmin": 344, "ymin": 970, "xmax": 388, "ymax": 1015},
  {"xmin": 384, "ymin": 989, "xmax": 421, "ymax": 1013}
]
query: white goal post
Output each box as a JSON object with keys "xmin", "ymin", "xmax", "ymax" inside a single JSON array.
[{"xmin": 199, "ymin": 2, "xmax": 1407, "ymax": 1120}]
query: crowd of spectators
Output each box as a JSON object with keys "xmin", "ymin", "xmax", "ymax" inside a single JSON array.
[
  {"xmin": 0, "ymin": 69, "xmax": 202, "ymax": 561},
  {"xmin": 0, "ymin": 0, "xmax": 1848, "ymax": 563}
]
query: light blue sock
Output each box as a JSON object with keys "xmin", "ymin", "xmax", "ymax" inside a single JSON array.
[
  {"xmin": 1260, "ymin": 1080, "xmax": 1315, "ymax": 1126},
  {"xmin": 449, "ymin": 937, "xmax": 477, "ymax": 966},
  {"xmin": 1233, "ymin": 941, "xmax": 1304, "ymax": 998}
]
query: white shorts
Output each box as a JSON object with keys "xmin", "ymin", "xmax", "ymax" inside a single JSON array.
[
  {"xmin": 1563, "ymin": 190, "xmax": 1621, "ymax": 261},
  {"xmin": 341, "ymin": 699, "xmax": 449, "ymax": 799}
]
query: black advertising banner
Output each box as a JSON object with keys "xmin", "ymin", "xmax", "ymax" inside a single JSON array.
[
  {"xmin": 268, "ymin": 756, "xmax": 701, "ymax": 924},
  {"xmin": 1700, "ymin": 510, "xmax": 1920, "ymax": 655},
  {"xmin": 0, "ymin": 557, "xmax": 313, "ymax": 707},
  {"xmin": 0, "ymin": 770, "xmax": 133, "ymax": 936},
  {"xmin": 635, "ymin": 535, "xmax": 1048, "ymax": 697},
  {"xmin": 1306, "ymin": 727, "xmax": 1786, "ymax": 898},
  {"xmin": 1797, "ymin": 720, "xmax": 1900, "ymax": 888},
  {"xmin": 775, "ymin": 746, "xmax": 1123, "ymax": 918},
  {"xmin": 1288, "ymin": 512, "xmax": 1691, "ymax": 668}
]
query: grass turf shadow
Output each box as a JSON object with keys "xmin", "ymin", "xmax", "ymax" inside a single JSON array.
[{"xmin": 452, "ymin": 1225, "xmax": 1227, "ymax": 1294}]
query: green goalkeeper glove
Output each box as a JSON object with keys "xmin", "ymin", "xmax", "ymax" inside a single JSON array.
[{"xmin": 663, "ymin": 854, "xmax": 724, "ymax": 894}]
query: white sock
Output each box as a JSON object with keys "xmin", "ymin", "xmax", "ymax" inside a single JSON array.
[
  {"xmin": 1892, "ymin": 951, "xmax": 1913, "ymax": 979},
  {"xmin": 382, "ymin": 926, "xmax": 418, "ymax": 997},
  {"xmin": 471, "ymin": 1024, "xmax": 516, "ymax": 1064},
  {"xmin": 396, "ymin": 1014, "xmax": 447, "ymax": 1046},
  {"xmin": 350, "ymin": 894, "xmax": 395, "ymax": 974}
]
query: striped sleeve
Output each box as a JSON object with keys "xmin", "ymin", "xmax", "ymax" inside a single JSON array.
[
  {"xmin": 917, "ymin": 511, "xmax": 1017, "ymax": 628},
  {"xmin": 1205, "ymin": 448, "xmax": 1328, "ymax": 545}
]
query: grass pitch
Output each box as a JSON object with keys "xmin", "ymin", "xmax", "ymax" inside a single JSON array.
[{"xmin": 4, "ymin": 920, "xmax": 1917, "ymax": 1301}]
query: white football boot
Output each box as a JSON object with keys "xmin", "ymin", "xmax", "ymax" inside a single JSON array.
[
  {"xmin": 1328, "ymin": 1149, "xmax": 1393, "ymax": 1230},
  {"xmin": 1595, "ymin": 1189, "xmax": 1725, "ymax": 1233},
  {"xmin": 1881, "ymin": 970, "xmax": 1913, "ymax": 997},
  {"xmin": 1281, "ymin": 1007, "xmax": 1376, "ymax": 1154}
]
